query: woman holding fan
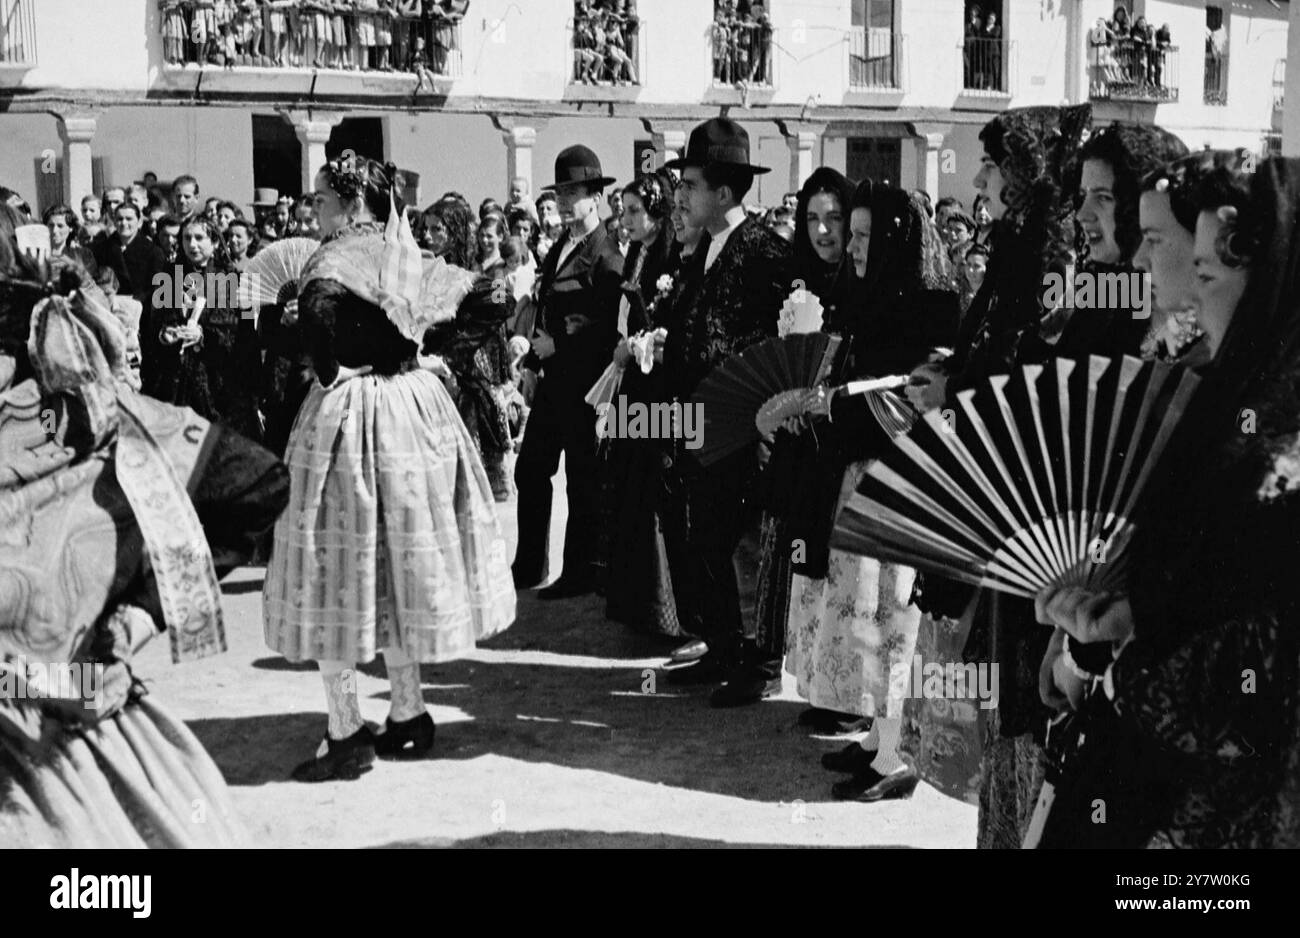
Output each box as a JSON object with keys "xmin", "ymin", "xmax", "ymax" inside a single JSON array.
[
  {"xmin": 1034, "ymin": 156, "xmax": 1300, "ymax": 848},
  {"xmin": 262, "ymin": 157, "xmax": 515, "ymax": 782},
  {"xmin": 780, "ymin": 179, "xmax": 958, "ymax": 799}
]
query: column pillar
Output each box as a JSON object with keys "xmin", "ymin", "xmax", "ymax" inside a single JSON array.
[
  {"xmin": 917, "ymin": 131, "xmax": 945, "ymax": 199},
  {"xmin": 286, "ymin": 111, "xmax": 345, "ymax": 195},
  {"xmin": 54, "ymin": 110, "xmax": 100, "ymax": 209},
  {"xmin": 503, "ymin": 125, "xmax": 538, "ymax": 198},
  {"xmin": 786, "ymin": 131, "xmax": 817, "ymax": 192}
]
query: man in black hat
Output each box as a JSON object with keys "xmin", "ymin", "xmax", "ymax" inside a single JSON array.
[
  {"xmin": 512, "ymin": 145, "xmax": 625, "ymax": 599},
  {"xmin": 659, "ymin": 117, "xmax": 793, "ymax": 706}
]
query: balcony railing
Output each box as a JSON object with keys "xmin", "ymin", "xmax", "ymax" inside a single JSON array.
[
  {"xmin": 160, "ymin": 2, "xmax": 462, "ymax": 78},
  {"xmin": 1204, "ymin": 52, "xmax": 1228, "ymax": 105},
  {"xmin": 712, "ymin": 20, "xmax": 774, "ymax": 88},
  {"xmin": 849, "ymin": 29, "xmax": 904, "ymax": 91},
  {"xmin": 0, "ymin": 0, "xmax": 36, "ymax": 65},
  {"xmin": 960, "ymin": 37, "xmax": 1009, "ymax": 94},
  {"xmin": 568, "ymin": 11, "xmax": 642, "ymax": 87},
  {"xmin": 1090, "ymin": 42, "xmax": 1178, "ymax": 103}
]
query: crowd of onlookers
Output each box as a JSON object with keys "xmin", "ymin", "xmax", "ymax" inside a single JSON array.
[
  {"xmin": 570, "ymin": 1, "xmax": 639, "ymax": 85},
  {"xmin": 711, "ymin": 0, "xmax": 773, "ymax": 86},
  {"xmin": 159, "ymin": 0, "xmax": 468, "ymax": 77},
  {"xmin": 1087, "ymin": 5, "xmax": 1176, "ymax": 97}
]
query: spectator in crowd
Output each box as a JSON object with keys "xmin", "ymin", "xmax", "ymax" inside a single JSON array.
[
  {"xmin": 765, "ymin": 205, "xmax": 795, "ymax": 241},
  {"xmin": 155, "ymin": 213, "xmax": 183, "ymax": 264},
  {"xmin": 419, "ymin": 196, "xmax": 475, "ymax": 267},
  {"xmin": 480, "ymin": 197, "xmax": 503, "ymax": 221},
  {"xmin": 226, "ymin": 217, "xmax": 257, "ymax": 270},
  {"xmin": 93, "ymin": 201, "xmax": 166, "ymax": 309},
  {"xmin": 535, "ymin": 190, "xmax": 563, "ymax": 261},
  {"xmin": 101, "ymin": 186, "xmax": 127, "ymax": 222},
  {"xmin": 43, "ymin": 204, "xmax": 97, "ymax": 274},
  {"xmin": 216, "ymin": 200, "xmax": 242, "ymax": 234},
  {"xmin": 79, "ymin": 194, "xmax": 106, "ymax": 247},
  {"xmin": 506, "ymin": 207, "xmax": 539, "ymax": 264},
  {"xmin": 291, "ymin": 195, "xmax": 321, "ymax": 238},
  {"xmin": 204, "ymin": 197, "xmax": 222, "ymax": 226},
  {"xmin": 475, "ymin": 212, "xmax": 506, "ymax": 275},
  {"xmin": 959, "ymin": 241, "xmax": 988, "ymax": 316},
  {"xmin": 172, "ymin": 174, "xmax": 202, "ymax": 219},
  {"xmin": 782, "ymin": 191, "xmax": 799, "ymax": 212},
  {"xmin": 607, "ymin": 189, "xmax": 623, "ymax": 222},
  {"xmin": 972, "ymin": 192, "xmax": 994, "ymax": 245},
  {"xmin": 934, "ymin": 195, "xmax": 960, "ymax": 232},
  {"xmin": 506, "ymin": 176, "xmax": 540, "ymax": 225}
]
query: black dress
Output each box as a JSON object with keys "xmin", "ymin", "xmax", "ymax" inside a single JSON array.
[{"xmin": 602, "ymin": 227, "xmax": 682, "ymax": 637}]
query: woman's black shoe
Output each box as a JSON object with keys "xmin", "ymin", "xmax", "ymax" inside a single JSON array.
[
  {"xmin": 291, "ymin": 726, "xmax": 377, "ymax": 782},
  {"xmin": 799, "ymin": 708, "xmax": 864, "ymax": 734},
  {"xmin": 821, "ymin": 741, "xmax": 879, "ymax": 774},
  {"xmin": 831, "ymin": 766, "xmax": 919, "ymax": 802},
  {"xmin": 374, "ymin": 712, "xmax": 436, "ymax": 760}
]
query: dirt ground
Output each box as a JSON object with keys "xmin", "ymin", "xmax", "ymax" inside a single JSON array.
[{"xmin": 136, "ymin": 465, "xmax": 976, "ymax": 848}]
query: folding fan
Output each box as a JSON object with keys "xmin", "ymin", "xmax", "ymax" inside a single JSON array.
[
  {"xmin": 237, "ymin": 237, "xmax": 320, "ymax": 308},
  {"xmin": 690, "ymin": 333, "xmax": 842, "ymax": 467},
  {"xmin": 829, "ymin": 355, "xmax": 1200, "ymax": 598}
]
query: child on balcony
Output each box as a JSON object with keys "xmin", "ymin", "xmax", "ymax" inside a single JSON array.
[
  {"xmin": 356, "ymin": 0, "xmax": 379, "ymax": 69},
  {"xmin": 604, "ymin": 9, "xmax": 636, "ymax": 85},
  {"xmin": 192, "ymin": 0, "xmax": 218, "ymax": 64},
  {"xmin": 237, "ymin": 0, "xmax": 264, "ymax": 63},
  {"xmin": 266, "ymin": 0, "xmax": 292, "ymax": 66},
  {"xmin": 375, "ymin": 0, "xmax": 395, "ymax": 70},
  {"xmin": 573, "ymin": 4, "xmax": 602, "ymax": 84},
  {"xmin": 393, "ymin": 0, "xmax": 419, "ymax": 70},
  {"xmin": 161, "ymin": 1, "xmax": 187, "ymax": 65},
  {"xmin": 409, "ymin": 33, "xmax": 438, "ymax": 93},
  {"xmin": 711, "ymin": 9, "xmax": 730, "ymax": 84}
]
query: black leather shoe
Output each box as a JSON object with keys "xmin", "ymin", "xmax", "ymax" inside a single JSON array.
[
  {"xmin": 291, "ymin": 726, "xmax": 377, "ymax": 782},
  {"xmin": 670, "ymin": 640, "xmax": 709, "ymax": 663},
  {"xmin": 709, "ymin": 675, "xmax": 783, "ymax": 708},
  {"xmin": 537, "ymin": 577, "xmax": 595, "ymax": 600},
  {"xmin": 374, "ymin": 712, "xmax": 435, "ymax": 760},
  {"xmin": 663, "ymin": 652, "xmax": 729, "ymax": 686},
  {"xmin": 831, "ymin": 766, "xmax": 919, "ymax": 802},
  {"xmin": 821, "ymin": 741, "xmax": 878, "ymax": 774},
  {"xmin": 799, "ymin": 707, "xmax": 866, "ymax": 734}
]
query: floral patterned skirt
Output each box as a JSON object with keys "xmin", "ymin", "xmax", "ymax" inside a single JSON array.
[
  {"xmin": 263, "ymin": 369, "xmax": 516, "ymax": 665},
  {"xmin": 785, "ymin": 550, "xmax": 921, "ymax": 718},
  {"xmin": 0, "ymin": 695, "xmax": 246, "ymax": 848}
]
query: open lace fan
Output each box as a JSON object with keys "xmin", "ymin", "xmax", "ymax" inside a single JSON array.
[
  {"xmin": 690, "ymin": 333, "xmax": 842, "ymax": 467},
  {"xmin": 237, "ymin": 237, "xmax": 320, "ymax": 308},
  {"xmin": 830, "ymin": 355, "xmax": 1200, "ymax": 598}
]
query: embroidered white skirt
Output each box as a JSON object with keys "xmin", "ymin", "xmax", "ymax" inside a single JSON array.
[{"xmin": 263, "ymin": 369, "xmax": 516, "ymax": 664}]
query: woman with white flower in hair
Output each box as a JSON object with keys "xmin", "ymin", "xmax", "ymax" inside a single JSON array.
[
  {"xmin": 262, "ymin": 156, "xmax": 515, "ymax": 783},
  {"xmin": 596, "ymin": 169, "xmax": 683, "ymax": 637}
]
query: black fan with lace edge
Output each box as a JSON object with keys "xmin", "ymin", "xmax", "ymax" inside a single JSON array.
[
  {"xmin": 829, "ymin": 355, "xmax": 1200, "ymax": 598},
  {"xmin": 689, "ymin": 333, "xmax": 842, "ymax": 467}
]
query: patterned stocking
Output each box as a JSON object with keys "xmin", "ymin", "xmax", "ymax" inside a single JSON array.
[
  {"xmin": 869, "ymin": 716, "xmax": 906, "ymax": 775},
  {"xmin": 383, "ymin": 645, "xmax": 426, "ymax": 723},
  {"xmin": 319, "ymin": 659, "xmax": 363, "ymax": 743}
]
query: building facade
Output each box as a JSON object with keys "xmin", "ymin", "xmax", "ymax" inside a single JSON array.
[{"xmin": 0, "ymin": 0, "xmax": 1289, "ymax": 214}]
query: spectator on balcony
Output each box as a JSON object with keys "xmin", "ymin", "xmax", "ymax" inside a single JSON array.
[
  {"xmin": 981, "ymin": 9, "xmax": 1002, "ymax": 91},
  {"xmin": 192, "ymin": 0, "xmax": 218, "ymax": 65},
  {"xmin": 330, "ymin": 0, "xmax": 354, "ymax": 70},
  {"xmin": 375, "ymin": 0, "xmax": 396, "ymax": 69},
  {"xmin": 1130, "ymin": 15, "xmax": 1153, "ymax": 88},
  {"xmin": 615, "ymin": 0, "xmax": 639, "ymax": 73},
  {"xmin": 604, "ymin": 7, "xmax": 637, "ymax": 84},
  {"xmin": 1153, "ymin": 23, "xmax": 1171, "ymax": 88},
  {"xmin": 749, "ymin": 2, "xmax": 772, "ymax": 83},
  {"xmin": 1089, "ymin": 16, "xmax": 1117, "ymax": 94},
  {"xmin": 300, "ymin": 0, "xmax": 326, "ymax": 67},
  {"xmin": 711, "ymin": 8, "xmax": 731, "ymax": 84},
  {"xmin": 161, "ymin": 1, "xmax": 187, "ymax": 65},
  {"xmin": 1110, "ymin": 5, "xmax": 1130, "ymax": 41},
  {"xmin": 573, "ymin": 4, "xmax": 603, "ymax": 84},
  {"xmin": 237, "ymin": 0, "xmax": 265, "ymax": 63},
  {"xmin": 429, "ymin": 0, "xmax": 467, "ymax": 75},
  {"xmin": 730, "ymin": 8, "xmax": 752, "ymax": 87},
  {"xmin": 964, "ymin": 4, "xmax": 983, "ymax": 88},
  {"xmin": 266, "ymin": 0, "xmax": 292, "ymax": 66},
  {"xmin": 410, "ymin": 32, "xmax": 440, "ymax": 91}
]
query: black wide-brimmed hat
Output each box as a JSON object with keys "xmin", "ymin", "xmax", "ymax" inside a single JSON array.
[
  {"xmin": 664, "ymin": 118, "xmax": 771, "ymax": 174},
  {"xmin": 552, "ymin": 145, "xmax": 616, "ymax": 190}
]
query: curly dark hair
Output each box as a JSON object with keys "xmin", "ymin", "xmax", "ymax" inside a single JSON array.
[
  {"xmin": 321, "ymin": 155, "xmax": 403, "ymax": 223},
  {"xmin": 421, "ymin": 197, "xmax": 475, "ymax": 269},
  {"xmin": 1192, "ymin": 154, "xmax": 1257, "ymax": 269},
  {"xmin": 1075, "ymin": 122, "xmax": 1189, "ymax": 263},
  {"xmin": 1141, "ymin": 148, "xmax": 1252, "ymax": 235},
  {"xmin": 620, "ymin": 170, "xmax": 676, "ymax": 223}
]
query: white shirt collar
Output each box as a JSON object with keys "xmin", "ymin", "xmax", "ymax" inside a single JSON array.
[{"xmin": 703, "ymin": 205, "xmax": 748, "ymax": 273}]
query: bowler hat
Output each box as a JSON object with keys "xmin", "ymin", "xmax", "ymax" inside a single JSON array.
[
  {"xmin": 664, "ymin": 118, "xmax": 770, "ymax": 174},
  {"xmin": 249, "ymin": 187, "xmax": 280, "ymax": 207},
  {"xmin": 552, "ymin": 145, "xmax": 616, "ymax": 190}
]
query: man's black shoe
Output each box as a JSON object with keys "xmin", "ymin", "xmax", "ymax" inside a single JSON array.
[
  {"xmin": 831, "ymin": 766, "xmax": 919, "ymax": 802},
  {"xmin": 709, "ymin": 675, "xmax": 783, "ymax": 708},
  {"xmin": 537, "ymin": 578, "xmax": 595, "ymax": 600},
  {"xmin": 820, "ymin": 741, "xmax": 878, "ymax": 774},
  {"xmin": 663, "ymin": 652, "xmax": 729, "ymax": 686},
  {"xmin": 799, "ymin": 707, "xmax": 865, "ymax": 734},
  {"xmin": 669, "ymin": 639, "xmax": 709, "ymax": 663}
]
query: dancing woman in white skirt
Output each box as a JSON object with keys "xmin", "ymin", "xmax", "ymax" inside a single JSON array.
[{"xmin": 263, "ymin": 157, "xmax": 515, "ymax": 782}]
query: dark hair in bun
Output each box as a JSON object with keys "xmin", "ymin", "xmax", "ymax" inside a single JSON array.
[{"xmin": 322, "ymin": 155, "xmax": 403, "ymax": 223}]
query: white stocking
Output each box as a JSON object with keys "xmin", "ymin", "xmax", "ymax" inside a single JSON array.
[
  {"xmin": 869, "ymin": 716, "xmax": 906, "ymax": 775},
  {"xmin": 319, "ymin": 659, "xmax": 363, "ymax": 744},
  {"xmin": 383, "ymin": 645, "xmax": 426, "ymax": 723}
]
